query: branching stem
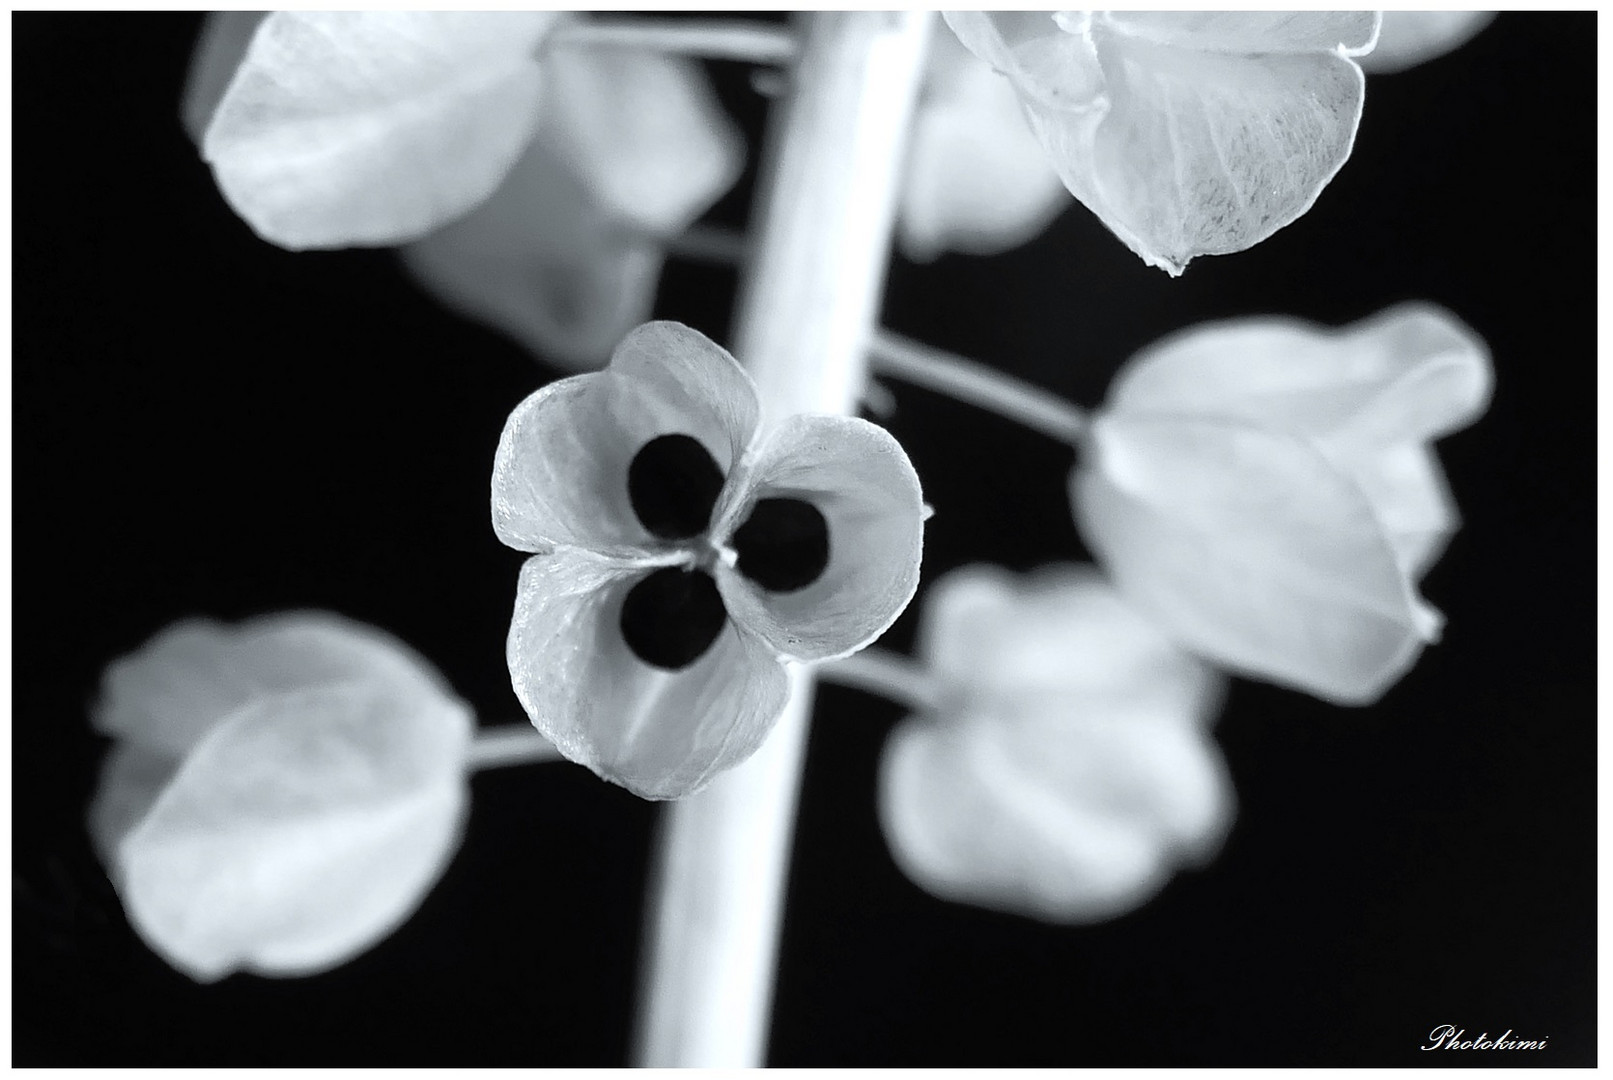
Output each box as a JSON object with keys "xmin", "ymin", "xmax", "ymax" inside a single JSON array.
[
  {"xmin": 548, "ymin": 18, "xmax": 799, "ymax": 65},
  {"xmin": 819, "ymin": 649, "xmax": 942, "ymax": 712},
  {"xmin": 869, "ymin": 329, "xmax": 1089, "ymax": 444},
  {"xmin": 465, "ymin": 726, "xmax": 562, "ymax": 771},
  {"xmin": 663, "ymin": 224, "xmax": 750, "ymax": 267}
]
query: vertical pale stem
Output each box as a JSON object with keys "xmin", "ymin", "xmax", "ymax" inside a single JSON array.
[{"xmin": 631, "ymin": 12, "xmax": 932, "ymax": 1068}]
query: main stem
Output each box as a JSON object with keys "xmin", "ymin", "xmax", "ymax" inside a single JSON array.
[{"xmin": 631, "ymin": 12, "xmax": 932, "ymax": 1068}]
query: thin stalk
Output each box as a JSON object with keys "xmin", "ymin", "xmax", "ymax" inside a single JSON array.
[
  {"xmin": 464, "ymin": 726, "xmax": 561, "ymax": 771},
  {"xmin": 819, "ymin": 649, "xmax": 941, "ymax": 712},
  {"xmin": 870, "ymin": 329, "xmax": 1089, "ymax": 444},
  {"xmin": 663, "ymin": 223, "xmax": 750, "ymax": 267},
  {"xmin": 631, "ymin": 12, "xmax": 934, "ymax": 1069},
  {"xmin": 548, "ymin": 18, "xmax": 799, "ymax": 65}
]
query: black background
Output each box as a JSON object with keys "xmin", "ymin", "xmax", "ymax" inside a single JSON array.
[{"xmin": 14, "ymin": 12, "xmax": 1595, "ymax": 1067}]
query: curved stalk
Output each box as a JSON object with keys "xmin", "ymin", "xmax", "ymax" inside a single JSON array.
[
  {"xmin": 464, "ymin": 725, "xmax": 561, "ymax": 771},
  {"xmin": 819, "ymin": 648, "xmax": 942, "ymax": 712},
  {"xmin": 547, "ymin": 18, "xmax": 800, "ymax": 65},
  {"xmin": 870, "ymin": 330, "xmax": 1089, "ymax": 444},
  {"xmin": 663, "ymin": 223, "xmax": 750, "ymax": 267}
]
